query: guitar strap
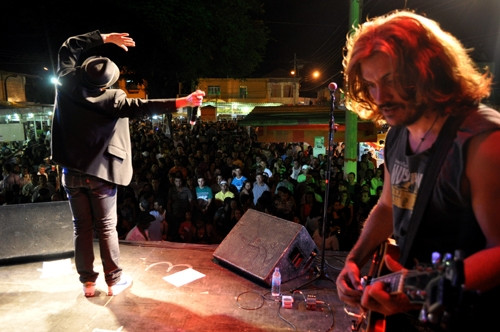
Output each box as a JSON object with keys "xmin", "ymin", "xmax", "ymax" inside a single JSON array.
[{"xmin": 398, "ymin": 112, "xmax": 467, "ymax": 266}]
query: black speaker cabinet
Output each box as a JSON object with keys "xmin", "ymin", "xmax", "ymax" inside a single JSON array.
[
  {"xmin": 213, "ymin": 209, "xmax": 318, "ymax": 286},
  {"xmin": 0, "ymin": 201, "xmax": 74, "ymax": 264}
]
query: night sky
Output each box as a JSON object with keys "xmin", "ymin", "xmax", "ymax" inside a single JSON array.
[
  {"xmin": 1, "ymin": 0, "xmax": 499, "ymax": 101},
  {"xmin": 260, "ymin": 0, "xmax": 500, "ymax": 97}
]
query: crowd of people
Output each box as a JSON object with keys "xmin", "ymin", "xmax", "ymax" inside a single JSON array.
[{"xmin": 0, "ymin": 118, "xmax": 383, "ymax": 250}]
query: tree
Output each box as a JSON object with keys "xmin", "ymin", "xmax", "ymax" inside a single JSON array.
[
  {"xmin": 1, "ymin": 0, "xmax": 269, "ymax": 98},
  {"xmin": 123, "ymin": 0, "xmax": 269, "ymax": 96}
]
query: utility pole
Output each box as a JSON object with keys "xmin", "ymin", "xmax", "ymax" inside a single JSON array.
[
  {"xmin": 293, "ymin": 53, "xmax": 299, "ymax": 105},
  {"xmin": 344, "ymin": 0, "xmax": 362, "ymax": 176}
]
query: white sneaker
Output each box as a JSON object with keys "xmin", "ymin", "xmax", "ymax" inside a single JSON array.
[
  {"xmin": 107, "ymin": 275, "xmax": 133, "ymax": 296},
  {"xmin": 83, "ymin": 281, "xmax": 96, "ymax": 297}
]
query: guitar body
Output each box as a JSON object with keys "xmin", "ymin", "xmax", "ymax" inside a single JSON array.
[
  {"xmin": 350, "ymin": 241, "xmax": 461, "ymax": 332},
  {"xmin": 365, "ymin": 316, "xmax": 386, "ymax": 332}
]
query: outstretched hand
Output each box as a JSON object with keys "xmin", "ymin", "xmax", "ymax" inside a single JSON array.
[
  {"xmin": 101, "ymin": 32, "xmax": 136, "ymax": 52},
  {"xmin": 176, "ymin": 90, "xmax": 205, "ymax": 110},
  {"xmin": 186, "ymin": 90, "xmax": 205, "ymax": 107}
]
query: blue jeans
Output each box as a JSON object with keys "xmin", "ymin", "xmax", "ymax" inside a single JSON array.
[{"xmin": 62, "ymin": 168, "xmax": 122, "ymax": 286}]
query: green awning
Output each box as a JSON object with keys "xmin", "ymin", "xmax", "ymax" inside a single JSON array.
[{"xmin": 238, "ymin": 105, "xmax": 366, "ymax": 126}]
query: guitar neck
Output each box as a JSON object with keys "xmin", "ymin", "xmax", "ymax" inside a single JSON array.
[
  {"xmin": 354, "ymin": 241, "xmax": 457, "ymax": 332},
  {"xmin": 370, "ymin": 269, "xmax": 438, "ymax": 303}
]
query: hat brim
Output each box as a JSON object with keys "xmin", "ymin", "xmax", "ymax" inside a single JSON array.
[{"xmin": 81, "ymin": 56, "xmax": 120, "ymax": 89}]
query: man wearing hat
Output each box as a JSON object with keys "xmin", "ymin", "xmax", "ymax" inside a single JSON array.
[
  {"xmin": 50, "ymin": 30, "xmax": 204, "ymax": 298},
  {"xmin": 214, "ymin": 180, "xmax": 235, "ymax": 207}
]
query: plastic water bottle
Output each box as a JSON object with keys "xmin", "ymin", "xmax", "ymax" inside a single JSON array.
[{"xmin": 271, "ymin": 267, "xmax": 281, "ymax": 296}]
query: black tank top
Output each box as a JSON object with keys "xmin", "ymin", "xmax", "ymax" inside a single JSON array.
[
  {"xmin": 385, "ymin": 105, "xmax": 500, "ymax": 264},
  {"xmin": 384, "ymin": 105, "xmax": 500, "ymax": 331}
]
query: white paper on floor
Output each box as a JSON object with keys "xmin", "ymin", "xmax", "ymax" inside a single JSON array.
[
  {"xmin": 163, "ymin": 268, "xmax": 205, "ymax": 287},
  {"xmin": 38, "ymin": 258, "xmax": 73, "ymax": 278}
]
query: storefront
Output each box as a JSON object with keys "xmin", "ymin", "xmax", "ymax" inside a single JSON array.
[{"xmin": 0, "ymin": 103, "xmax": 53, "ymax": 143}]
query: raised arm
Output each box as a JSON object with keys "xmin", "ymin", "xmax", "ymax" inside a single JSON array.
[{"xmin": 100, "ymin": 32, "xmax": 136, "ymax": 52}]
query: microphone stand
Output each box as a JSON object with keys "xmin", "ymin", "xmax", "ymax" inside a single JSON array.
[{"xmin": 294, "ymin": 85, "xmax": 337, "ymax": 290}]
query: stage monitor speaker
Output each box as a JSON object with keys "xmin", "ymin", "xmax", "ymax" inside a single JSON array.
[
  {"xmin": 0, "ymin": 201, "xmax": 74, "ymax": 264},
  {"xmin": 213, "ymin": 209, "xmax": 318, "ymax": 286}
]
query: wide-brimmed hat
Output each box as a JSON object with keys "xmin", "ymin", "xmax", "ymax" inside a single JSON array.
[{"xmin": 81, "ymin": 56, "xmax": 120, "ymax": 89}]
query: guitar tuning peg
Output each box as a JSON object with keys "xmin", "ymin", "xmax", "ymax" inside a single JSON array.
[
  {"xmin": 431, "ymin": 251, "xmax": 441, "ymax": 265},
  {"xmin": 419, "ymin": 306, "xmax": 429, "ymax": 323}
]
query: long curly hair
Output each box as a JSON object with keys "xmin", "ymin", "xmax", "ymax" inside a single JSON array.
[{"xmin": 343, "ymin": 10, "xmax": 492, "ymax": 122}]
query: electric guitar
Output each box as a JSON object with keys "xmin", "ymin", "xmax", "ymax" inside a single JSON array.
[{"xmin": 349, "ymin": 240, "xmax": 461, "ymax": 332}]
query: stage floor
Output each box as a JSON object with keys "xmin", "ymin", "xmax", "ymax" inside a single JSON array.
[{"xmin": 0, "ymin": 241, "xmax": 357, "ymax": 332}]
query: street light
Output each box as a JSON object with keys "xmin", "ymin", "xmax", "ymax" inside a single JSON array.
[{"xmin": 50, "ymin": 76, "xmax": 61, "ymax": 86}]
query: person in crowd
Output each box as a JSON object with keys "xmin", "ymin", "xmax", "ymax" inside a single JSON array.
[
  {"xmin": 37, "ymin": 164, "xmax": 48, "ymax": 179},
  {"xmin": 31, "ymin": 173, "xmax": 55, "ymax": 203},
  {"xmin": 238, "ymin": 179, "xmax": 254, "ymax": 212},
  {"xmin": 254, "ymin": 190, "xmax": 273, "ymax": 215},
  {"xmin": 20, "ymin": 171, "xmax": 38, "ymax": 203},
  {"xmin": 117, "ymin": 189, "xmax": 138, "ymax": 240},
  {"xmin": 369, "ymin": 167, "xmax": 384, "ymax": 197},
  {"xmin": 213, "ymin": 197, "xmax": 235, "ymax": 242},
  {"xmin": 272, "ymin": 186, "xmax": 296, "ymax": 221},
  {"xmin": 366, "ymin": 150, "xmax": 378, "ymax": 169},
  {"xmin": 185, "ymin": 176, "xmax": 197, "ymax": 194},
  {"xmin": 345, "ymin": 171, "xmax": 361, "ymax": 203},
  {"xmin": 296, "ymin": 164, "xmax": 311, "ymax": 184},
  {"xmin": 353, "ymin": 189, "xmax": 375, "ymax": 234},
  {"xmin": 274, "ymin": 172, "xmax": 295, "ymax": 196},
  {"xmin": 335, "ymin": 10, "xmax": 500, "ymax": 331},
  {"xmin": 194, "ymin": 176, "xmax": 213, "ymax": 217},
  {"xmin": 125, "ymin": 209, "xmax": 155, "ymax": 242},
  {"xmin": 230, "ymin": 206, "xmax": 243, "ymax": 228},
  {"xmin": 299, "ymin": 190, "xmax": 323, "ymax": 226},
  {"xmin": 214, "ymin": 180, "xmax": 234, "ymax": 207},
  {"xmin": 272, "ymin": 158, "xmax": 286, "ymax": 180},
  {"xmin": 258, "ymin": 160, "xmax": 273, "ymax": 178},
  {"xmin": 210, "ymin": 174, "xmax": 224, "ymax": 196},
  {"xmin": 0, "ymin": 162, "xmax": 22, "ymax": 204},
  {"xmin": 231, "ymin": 150, "xmax": 245, "ymax": 169},
  {"xmin": 325, "ymin": 198, "xmax": 351, "ymax": 250},
  {"xmin": 167, "ymin": 174, "xmax": 194, "ymax": 242},
  {"xmin": 128, "ymin": 172, "xmax": 148, "ymax": 200},
  {"xmin": 50, "ymin": 30, "xmax": 204, "ymax": 297},
  {"xmin": 239, "ymin": 180, "xmax": 253, "ymax": 201},
  {"xmin": 125, "ymin": 199, "xmax": 155, "ymax": 241},
  {"xmin": 230, "ymin": 167, "xmax": 247, "ymax": 193},
  {"xmin": 148, "ymin": 197, "xmax": 167, "ymax": 241},
  {"xmin": 178, "ymin": 210, "xmax": 196, "ymax": 243},
  {"xmin": 168, "ymin": 158, "xmax": 188, "ymax": 180},
  {"xmin": 311, "ymin": 219, "xmax": 340, "ymax": 251},
  {"xmin": 289, "ymin": 159, "xmax": 302, "ymax": 181},
  {"xmin": 251, "ymin": 154, "xmax": 263, "ymax": 173},
  {"xmin": 193, "ymin": 212, "xmax": 216, "ymax": 244},
  {"xmin": 252, "ymin": 172, "xmax": 270, "ymax": 206}
]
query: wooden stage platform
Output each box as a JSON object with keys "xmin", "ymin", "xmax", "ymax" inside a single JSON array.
[{"xmin": 0, "ymin": 240, "xmax": 357, "ymax": 332}]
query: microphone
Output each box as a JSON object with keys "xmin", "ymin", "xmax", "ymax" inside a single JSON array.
[
  {"xmin": 189, "ymin": 106, "xmax": 198, "ymax": 126},
  {"xmin": 328, "ymin": 82, "xmax": 338, "ymax": 92}
]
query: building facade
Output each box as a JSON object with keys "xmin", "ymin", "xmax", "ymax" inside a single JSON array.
[{"xmin": 197, "ymin": 76, "xmax": 303, "ymax": 119}]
